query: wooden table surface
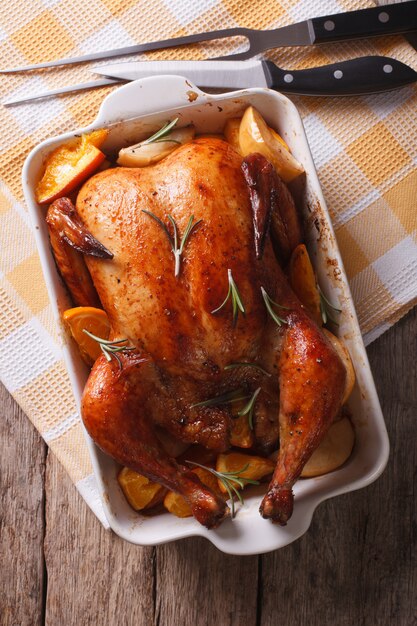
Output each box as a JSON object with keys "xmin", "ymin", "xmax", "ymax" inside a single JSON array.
[{"xmin": 1, "ymin": 307, "xmax": 416, "ymax": 626}]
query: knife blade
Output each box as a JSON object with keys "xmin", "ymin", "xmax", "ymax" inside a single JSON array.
[
  {"xmin": 94, "ymin": 58, "xmax": 417, "ymax": 96},
  {"xmin": 1, "ymin": 1, "xmax": 416, "ymax": 72}
]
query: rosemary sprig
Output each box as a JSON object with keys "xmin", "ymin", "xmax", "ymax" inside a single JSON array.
[
  {"xmin": 238, "ymin": 387, "xmax": 261, "ymax": 430},
  {"xmin": 187, "ymin": 461, "xmax": 260, "ymax": 518},
  {"xmin": 191, "ymin": 388, "xmax": 250, "ymax": 409},
  {"xmin": 261, "ymin": 287, "xmax": 288, "ymax": 327},
  {"xmin": 224, "ymin": 362, "xmax": 271, "ymax": 377},
  {"xmin": 211, "ymin": 269, "xmax": 246, "ymax": 326},
  {"xmin": 82, "ymin": 330, "xmax": 134, "ymax": 369},
  {"xmin": 318, "ymin": 285, "xmax": 342, "ymax": 326},
  {"xmin": 142, "ymin": 118, "xmax": 179, "ymax": 145},
  {"xmin": 142, "ymin": 210, "xmax": 202, "ymax": 277}
]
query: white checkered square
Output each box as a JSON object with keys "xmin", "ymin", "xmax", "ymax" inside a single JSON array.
[
  {"xmin": 287, "ymin": 0, "xmax": 343, "ymax": 21},
  {"xmin": 0, "ymin": 317, "xmax": 61, "ymax": 392},
  {"xmin": 372, "ymin": 236, "xmax": 417, "ymax": 304},
  {"xmin": 364, "ymin": 85, "xmax": 415, "ymax": 121},
  {"xmin": 44, "ymin": 412, "xmax": 80, "ymax": 443},
  {"xmin": 79, "ymin": 19, "xmax": 136, "ymax": 54},
  {"xmin": 5, "ymin": 77, "xmax": 67, "ymax": 134},
  {"xmin": 0, "ymin": 210, "xmax": 36, "ymax": 273},
  {"xmin": 163, "ymin": 0, "xmax": 220, "ymax": 26},
  {"xmin": 333, "ymin": 188, "xmax": 380, "ymax": 229},
  {"xmin": 40, "ymin": 0, "xmax": 62, "ymax": 7},
  {"xmin": 303, "ymin": 112, "xmax": 343, "ymax": 168},
  {"xmin": 0, "ymin": 183, "xmax": 31, "ymax": 228}
]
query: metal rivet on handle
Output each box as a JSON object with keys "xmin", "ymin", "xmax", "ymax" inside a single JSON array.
[
  {"xmin": 324, "ymin": 20, "xmax": 335, "ymax": 31},
  {"xmin": 383, "ymin": 64, "xmax": 393, "ymax": 74},
  {"xmin": 378, "ymin": 11, "xmax": 389, "ymax": 23},
  {"xmin": 284, "ymin": 74, "xmax": 294, "ymax": 83},
  {"xmin": 334, "ymin": 70, "xmax": 343, "ymax": 79}
]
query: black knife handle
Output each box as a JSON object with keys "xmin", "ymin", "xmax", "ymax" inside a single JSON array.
[
  {"xmin": 262, "ymin": 57, "xmax": 417, "ymax": 96},
  {"xmin": 310, "ymin": 1, "xmax": 417, "ymax": 44}
]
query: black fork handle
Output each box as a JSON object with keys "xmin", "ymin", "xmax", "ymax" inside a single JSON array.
[{"xmin": 311, "ymin": 1, "xmax": 417, "ymax": 44}]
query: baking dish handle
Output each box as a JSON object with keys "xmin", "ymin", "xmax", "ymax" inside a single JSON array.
[{"xmin": 95, "ymin": 75, "xmax": 209, "ymax": 125}]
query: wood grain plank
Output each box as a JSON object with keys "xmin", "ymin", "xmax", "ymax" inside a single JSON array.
[
  {"xmin": 259, "ymin": 307, "xmax": 417, "ymax": 626},
  {"xmin": 0, "ymin": 383, "xmax": 46, "ymax": 626},
  {"xmin": 44, "ymin": 452, "xmax": 155, "ymax": 626},
  {"xmin": 155, "ymin": 538, "xmax": 259, "ymax": 626},
  {"xmin": 44, "ymin": 449, "xmax": 259, "ymax": 625}
]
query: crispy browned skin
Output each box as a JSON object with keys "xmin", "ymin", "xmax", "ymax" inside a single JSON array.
[
  {"xmin": 46, "ymin": 197, "xmax": 112, "ymax": 307},
  {"xmin": 242, "ymin": 154, "xmax": 345, "ymax": 524},
  {"xmin": 49, "ymin": 138, "xmax": 345, "ymax": 528},
  {"xmin": 241, "ymin": 155, "xmax": 274, "ymax": 259},
  {"xmin": 259, "ymin": 293, "xmax": 346, "ymax": 524},
  {"xmin": 79, "ymin": 138, "xmax": 277, "ymax": 528},
  {"xmin": 241, "ymin": 153, "xmax": 302, "ymax": 263},
  {"xmin": 82, "ymin": 352, "xmax": 228, "ymax": 527}
]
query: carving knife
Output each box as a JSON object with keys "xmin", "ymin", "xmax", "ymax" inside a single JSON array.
[
  {"xmin": 3, "ymin": 57, "xmax": 417, "ymax": 105},
  {"xmin": 92, "ymin": 57, "xmax": 417, "ymax": 96},
  {"xmin": 1, "ymin": 1, "xmax": 416, "ymax": 72}
]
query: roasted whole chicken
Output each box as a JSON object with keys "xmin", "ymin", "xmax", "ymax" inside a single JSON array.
[{"xmin": 46, "ymin": 136, "xmax": 346, "ymax": 528}]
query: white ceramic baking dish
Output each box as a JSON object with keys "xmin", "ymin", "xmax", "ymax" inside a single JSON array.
[{"xmin": 22, "ymin": 76, "xmax": 389, "ymax": 555}]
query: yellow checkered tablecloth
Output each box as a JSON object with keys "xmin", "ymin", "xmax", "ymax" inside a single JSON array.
[{"xmin": 0, "ymin": 0, "xmax": 416, "ymax": 525}]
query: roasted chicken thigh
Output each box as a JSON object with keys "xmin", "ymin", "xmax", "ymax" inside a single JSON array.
[{"xmin": 47, "ymin": 137, "xmax": 346, "ymax": 528}]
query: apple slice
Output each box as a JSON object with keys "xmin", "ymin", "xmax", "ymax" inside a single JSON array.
[
  {"xmin": 322, "ymin": 329, "xmax": 356, "ymax": 405},
  {"xmin": 224, "ymin": 118, "xmax": 242, "ymax": 154},
  {"xmin": 36, "ymin": 130, "xmax": 108, "ymax": 205},
  {"xmin": 224, "ymin": 116, "xmax": 290, "ymax": 157},
  {"xmin": 239, "ymin": 106, "xmax": 304, "ymax": 182},
  {"xmin": 301, "ymin": 417, "xmax": 355, "ymax": 478},
  {"xmin": 289, "ymin": 243, "xmax": 322, "ymax": 326}
]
